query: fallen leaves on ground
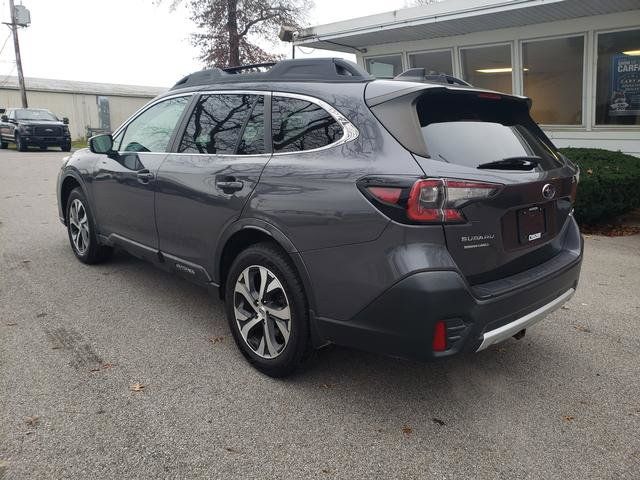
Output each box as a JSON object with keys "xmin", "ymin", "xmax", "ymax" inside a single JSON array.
[
  {"xmin": 24, "ymin": 416, "xmax": 39, "ymax": 427},
  {"xmin": 208, "ymin": 336, "xmax": 225, "ymax": 344},
  {"xmin": 224, "ymin": 447, "xmax": 241, "ymax": 454},
  {"xmin": 402, "ymin": 425, "xmax": 413, "ymax": 437},
  {"xmin": 432, "ymin": 418, "xmax": 446, "ymax": 426},
  {"xmin": 6, "ymin": 322, "xmax": 17, "ymax": 326},
  {"xmin": 320, "ymin": 383, "xmax": 335, "ymax": 390},
  {"xmin": 321, "ymin": 468, "xmax": 333, "ymax": 474},
  {"xmin": 89, "ymin": 363, "xmax": 115, "ymax": 373},
  {"xmin": 573, "ymin": 324, "xmax": 591, "ymax": 333},
  {"xmin": 563, "ymin": 415, "xmax": 575, "ymax": 422},
  {"xmin": 130, "ymin": 383, "xmax": 145, "ymax": 392},
  {"xmin": 36, "ymin": 312, "xmax": 47, "ymax": 318}
]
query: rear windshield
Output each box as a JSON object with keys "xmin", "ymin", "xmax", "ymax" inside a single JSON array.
[{"xmin": 417, "ymin": 92, "xmax": 562, "ymax": 170}]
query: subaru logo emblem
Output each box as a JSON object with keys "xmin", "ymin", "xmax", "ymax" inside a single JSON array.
[
  {"xmin": 45, "ymin": 128, "xmax": 53, "ymax": 133},
  {"xmin": 542, "ymin": 183, "xmax": 556, "ymax": 200}
]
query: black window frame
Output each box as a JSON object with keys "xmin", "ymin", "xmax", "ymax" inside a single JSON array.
[{"xmin": 170, "ymin": 92, "xmax": 271, "ymax": 155}]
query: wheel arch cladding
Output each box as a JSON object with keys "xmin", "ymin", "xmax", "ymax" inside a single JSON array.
[
  {"xmin": 60, "ymin": 175, "xmax": 82, "ymax": 222},
  {"xmin": 216, "ymin": 227, "xmax": 317, "ymax": 314}
]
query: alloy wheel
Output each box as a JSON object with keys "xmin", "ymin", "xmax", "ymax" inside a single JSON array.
[
  {"xmin": 69, "ymin": 198, "xmax": 90, "ymax": 255},
  {"xmin": 233, "ymin": 265, "xmax": 291, "ymax": 359}
]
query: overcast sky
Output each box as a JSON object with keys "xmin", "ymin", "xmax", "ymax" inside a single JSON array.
[{"xmin": 0, "ymin": 0, "xmax": 410, "ymax": 87}]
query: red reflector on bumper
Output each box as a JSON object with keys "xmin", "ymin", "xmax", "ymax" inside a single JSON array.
[{"xmin": 432, "ymin": 321, "xmax": 447, "ymax": 352}]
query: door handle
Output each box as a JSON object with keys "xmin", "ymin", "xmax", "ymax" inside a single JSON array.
[
  {"xmin": 216, "ymin": 177, "xmax": 244, "ymax": 192},
  {"xmin": 137, "ymin": 170, "xmax": 154, "ymax": 184}
]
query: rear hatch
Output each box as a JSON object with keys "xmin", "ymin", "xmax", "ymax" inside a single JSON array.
[{"xmin": 366, "ymin": 83, "xmax": 579, "ymax": 284}]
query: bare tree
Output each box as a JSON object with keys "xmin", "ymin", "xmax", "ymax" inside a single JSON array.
[{"xmin": 162, "ymin": 0, "xmax": 311, "ymax": 68}]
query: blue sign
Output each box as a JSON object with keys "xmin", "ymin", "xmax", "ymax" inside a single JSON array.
[{"xmin": 609, "ymin": 54, "xmax": 640, "ymax": 117}]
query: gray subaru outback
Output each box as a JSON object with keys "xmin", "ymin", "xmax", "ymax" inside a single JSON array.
[{"xmin": 57, "ymin": 58, "xmax": 583, "ymax": 377}]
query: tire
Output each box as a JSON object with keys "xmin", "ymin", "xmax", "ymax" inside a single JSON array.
[
  {"xmin": 61, "ymin": 141, "xmax": 71, "ymax": 152},
  {"xmin": 40, "ymin": 146, "xmax": 47, "ymax": 151},
  {"xmin": 66, "ymin": 187, "xmax": 112, "ymax": 264},
  {"xmin": 0, "ymin": 141, "xmax": 7, "ymax": 149},
  {"xmin": 225, "ymin": 242, "xmax": 312, "ymax": 377},
  {"xmin": 16, "ymin": 134, "xmax": 27, "ymax": 152}
]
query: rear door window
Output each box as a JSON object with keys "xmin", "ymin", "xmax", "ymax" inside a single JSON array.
[
  {"xmin": 271, "ymin": 97, "xmax": 343, "ymax": 152},
  {"xmin": 178, "ymin": 94, "xmax": 258, "ymax": 154}
]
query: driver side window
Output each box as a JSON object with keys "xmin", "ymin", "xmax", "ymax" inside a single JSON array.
[{"xmin": 119, "ymin": 96, "xmax": 190, "ymax": 153}]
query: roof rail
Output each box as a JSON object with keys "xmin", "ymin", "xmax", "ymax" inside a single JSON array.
[
  {"xmin": 171, "ymin": 58, "xmax": 373, "ymax": 90},
  {"xmin": 222, "ymin": 62, "xmax": 276, "ymax": 74},
  {"xmin": 393, "ymin": 68, "xmax": 471, "ymax": 87}
]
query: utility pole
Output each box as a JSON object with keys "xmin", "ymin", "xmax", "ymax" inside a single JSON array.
[{"xmin": 9, "ymin": 0, "xmax": 27, "ymax": 107}]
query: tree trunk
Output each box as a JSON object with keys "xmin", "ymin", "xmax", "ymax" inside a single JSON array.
[{"xmin": 227, "ymin": 0, "xmax": 240, "ymax": 67}]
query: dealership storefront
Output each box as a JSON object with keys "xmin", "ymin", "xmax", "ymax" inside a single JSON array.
[{"xmin": 296, "ymin": 0, "xmax": 640, "ymax": 155}]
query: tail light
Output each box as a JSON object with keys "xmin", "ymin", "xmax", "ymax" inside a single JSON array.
[{"xmin": 360, "ymin": 177, "xmax": 502, "ymax": 225}]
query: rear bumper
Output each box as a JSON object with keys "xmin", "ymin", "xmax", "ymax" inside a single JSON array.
[{"xmin": 316, "ymin": 231, "xmax": 583, "ymax": 362}]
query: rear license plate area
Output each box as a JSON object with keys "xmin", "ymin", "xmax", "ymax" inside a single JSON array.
[{"xmin": 517, "ymin": 205, "xmax": 546, "ymax": 244}]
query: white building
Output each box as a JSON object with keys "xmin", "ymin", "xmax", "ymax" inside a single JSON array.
[
  {"xmin": 0, "ymin": 77, "xmax": 165, "ymax": 140},
  {"xmin": 296, "ymin": 0, "xmax": 640, "ymax": 156}
]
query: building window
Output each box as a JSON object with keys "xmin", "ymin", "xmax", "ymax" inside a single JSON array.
[
  {"xmin": 596, "ymin": 29, "xmax": 640, "ymax": 126},
  {"xmin": 365, "ymin": 55, "xmax": 403, "ymax": 78},
  {"xmin": 461, "ymin": 44, "xmax": 512, "ymax": 93},
  {"xmin": 408, "ymin": 50, "xmax": 453, "ymax": 75},
  {"xmin": 523, "ymin": 36, "xmax": 584, "ymax": 125}
]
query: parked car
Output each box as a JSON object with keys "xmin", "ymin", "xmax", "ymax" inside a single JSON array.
[
  {"xmin": 1, "ymin": 108, "xmax": 71, "ymax": 151},
  {"xmin": 56, "ymin": 58, "xmax": 583, "ymax": 377}
]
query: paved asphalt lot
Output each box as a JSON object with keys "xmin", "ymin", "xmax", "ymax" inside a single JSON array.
[{"xmin": 1, "ymin": 149, "xmax": 639, "ymax": 479}]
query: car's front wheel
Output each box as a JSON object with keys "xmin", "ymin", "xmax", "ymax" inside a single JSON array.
[
  {"xmin": 66, "ymin": 188, "xmax": 112, "ymax": 264},
  {"xmin": 225, "ymin": 243, "xmax": 312, "ymax": 377}
]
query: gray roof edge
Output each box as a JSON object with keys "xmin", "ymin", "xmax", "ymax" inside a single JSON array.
[{"xmin": 0, "ymin": 76, "xmax": 167, "ymax": 97}]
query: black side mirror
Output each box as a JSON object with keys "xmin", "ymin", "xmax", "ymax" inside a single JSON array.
[
  {"xmin": 62, "ymin": 117, "xmax": 69, "ymax": 125},
  {"xmin": 1, "ymin": 115, "xmax": 8, "ymax": 122},
  {"xmin": 89, "ymin": 133, "xmax": 115, "ymax": 155}
]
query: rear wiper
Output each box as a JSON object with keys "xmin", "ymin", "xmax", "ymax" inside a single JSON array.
[{"xmin": 477, "ymin": 156, "xmax": 541, "ymax": 171}]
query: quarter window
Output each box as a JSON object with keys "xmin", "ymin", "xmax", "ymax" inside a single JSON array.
[
  {"xmin": 119, "ymin": 96, "xmax": 189, "ymax": 152},
  {"xmin": 179, "ymin": 94, "xmax": 258, "ymax": 154},
  {"xmin": 271, "ymin": 97, "xmax": 343, "ymax": 153}
]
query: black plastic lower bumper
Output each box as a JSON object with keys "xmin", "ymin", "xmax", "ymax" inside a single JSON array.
[
  {"xmin": 23, "ymin": 136, "xmax": 70, "ymax": 147},
  {"xmin": 316, "ymin": 241, "xmax": 583, "ymax": 362}
]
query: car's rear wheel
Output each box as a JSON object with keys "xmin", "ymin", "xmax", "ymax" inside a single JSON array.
[
  {"xmin": 0, "ymin": 141, "xmax": 7, "ymax": 149},
  {"xmin": 66, "ymin": 188, "xmax": 112, "ymax": 264},
  {"xmin": 16, "ymin": 134, "xmax": 27, "ymax": 152},
  {"xmin": 40, "ymin": 146, "xmax": 47, "ymax": 151},
  {"xmin": 225, "ymin": 243, "xmax": 311, "ymax": 377},
  {"xmin": 61, "ymin": 142, "xmax": 71, "ymax": 152}
]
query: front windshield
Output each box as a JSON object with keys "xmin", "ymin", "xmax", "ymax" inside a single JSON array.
[{"xmin": 15, "ymin": 109, "xmax": 58, "ymax": 121}]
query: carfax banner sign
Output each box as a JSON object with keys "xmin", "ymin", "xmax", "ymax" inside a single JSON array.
[{"xmin": 609, "ymin": 54, "xmax": 640, "ymax": 117}]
